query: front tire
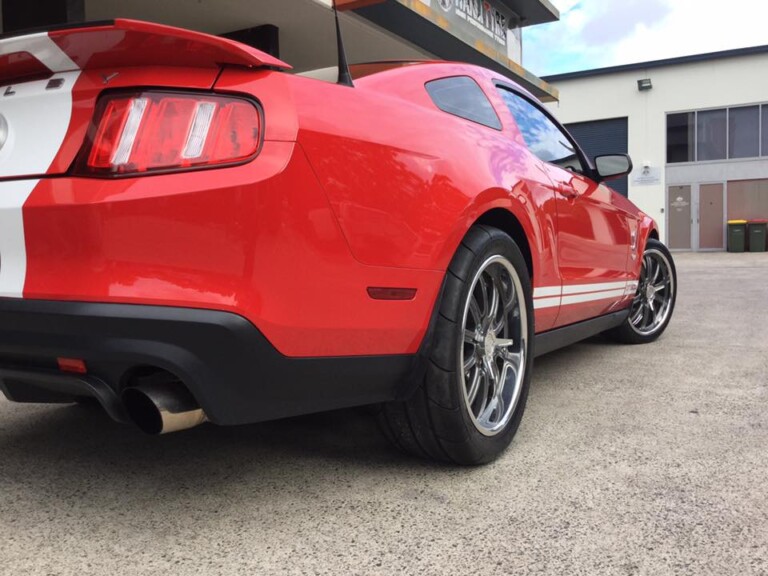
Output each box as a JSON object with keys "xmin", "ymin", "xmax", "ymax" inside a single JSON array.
[
  {"xmin": 606, "ymin": 238, "xmax": 677, "ymax": 344},
  {"xmin": 378, "ymin": 226, "xmax": 534, "ymax": 465}
]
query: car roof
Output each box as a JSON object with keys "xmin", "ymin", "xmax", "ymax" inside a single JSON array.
[{"xmin": 296, "ymin": 60, "xmax": 539, "ymax": 104}]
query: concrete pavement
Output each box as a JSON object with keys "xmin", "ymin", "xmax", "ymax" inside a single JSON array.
[{"xmin": 1, "ymin": 252, "xmax": 767, "ymax": 575}]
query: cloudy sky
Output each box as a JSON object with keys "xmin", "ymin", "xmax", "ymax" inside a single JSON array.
[{"xmin": 523, "ymin": 0, "xmax": 768, "ymax": 76}]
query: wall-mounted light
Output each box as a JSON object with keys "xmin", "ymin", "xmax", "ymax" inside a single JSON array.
[{"xmin": 637, "ymin": 78, "xmax": 653, "ymax": 91}]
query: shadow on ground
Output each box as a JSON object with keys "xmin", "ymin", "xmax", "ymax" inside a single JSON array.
[{"xmin": 0, "ymin": 335, "xmax": 614, "ymax": 503}]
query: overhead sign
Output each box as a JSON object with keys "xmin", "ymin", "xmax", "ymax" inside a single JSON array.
[
  {"xmin": 441, "ymin": 0, "xmax": 510, "ymax": 44},
  {"xmin": 356, "ymin": 0, "xmax": 556, "ymax": 100},
  {"xmin": 427, "ymin": 0, "xmax": 523, "ymax": 64}
]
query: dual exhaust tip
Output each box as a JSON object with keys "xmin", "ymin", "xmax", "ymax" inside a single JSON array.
[{"xmin": 122, "ymin": 379, "xmax": 206, "ymax": 435}]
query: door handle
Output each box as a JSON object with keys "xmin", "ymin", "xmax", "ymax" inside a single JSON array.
[
  {"xmin": 554, "ymin": 184, "xmax": 577, "ymax": 198},
  {"xmin": 545, "ymin": 184, "xmax": 577, "ymax": 198}
]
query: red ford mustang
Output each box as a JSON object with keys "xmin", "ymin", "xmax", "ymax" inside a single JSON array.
[{"xmin": 0, "ymin": 20, "xmax": 676, "ymax": 464}]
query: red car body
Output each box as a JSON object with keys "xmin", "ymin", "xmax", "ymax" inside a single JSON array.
[{"xmin": 0, "ymin": 20, "xmax": 658, "ymax": 433}]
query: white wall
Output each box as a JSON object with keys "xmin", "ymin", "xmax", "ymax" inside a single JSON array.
[{"xmin": 546, "ymin": 52, "xmax": 768, "ymax": 242}]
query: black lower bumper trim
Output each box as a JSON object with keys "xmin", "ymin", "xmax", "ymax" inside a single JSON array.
[
  {"xmin": 0, "ymin": 299, "xmax": 414, "ymax": 425},
  {"xmin": 0, "ymin": 367, "xmax": 127, "ymax": 422}
]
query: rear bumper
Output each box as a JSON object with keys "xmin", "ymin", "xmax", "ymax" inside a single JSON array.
[{"xmin": 0, "ymin": 299, "xmax": 414, "ymax": 425}]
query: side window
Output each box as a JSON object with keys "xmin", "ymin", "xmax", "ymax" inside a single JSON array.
[
  {"xmin": 426, "ymin": 76, "xmax": 502, "ymax": 130},
  {"xmin": 497, "ymin": 87, "xmax": 584, "ymax": 171}
]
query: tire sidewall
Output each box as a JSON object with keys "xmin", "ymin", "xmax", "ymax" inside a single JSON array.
[
  {"xmin": 451, "ymin": 232, "xmax": 534, "ymax": 461},
  {"xmin": 627, "ymin": 239, "xmax": 677, "ymax": 343}
]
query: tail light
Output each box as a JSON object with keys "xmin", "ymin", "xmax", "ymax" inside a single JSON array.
[{"xmin": 76, "ymin": 91, "xmax": 262, "ymax": 176}]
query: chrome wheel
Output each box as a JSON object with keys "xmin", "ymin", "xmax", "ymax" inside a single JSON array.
[
  {"xmin": 460, "ymin": 255, "xmax": 528, "ymax": 437},
  {"xmin": 629, "ymin": 248, "xmax": 675, "ymax": 336}
]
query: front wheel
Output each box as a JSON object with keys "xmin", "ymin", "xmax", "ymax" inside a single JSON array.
[
  {"xmin": 377, "ymin": 226, "xmax": 534, "ymax": 465},
  {"xmin": 606, "ymin": 239, "xmax": 677, "ymax": 344}
]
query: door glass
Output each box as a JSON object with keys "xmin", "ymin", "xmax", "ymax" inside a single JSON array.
[
  {"xmin": 668, "ymin": 186, "xmax": 692, "ymax": 250},
  {"xmin": 699, "ymin": 184, "xmax": 724, "ymax": 250},
  {"xmin": 497, "ymin": 87, "xmax": 585, "ymax": 172}
]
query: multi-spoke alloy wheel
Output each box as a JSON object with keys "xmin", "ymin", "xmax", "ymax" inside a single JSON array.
[
  {"xmin": 606, "ymin": 238, "xmax": 677, "ymax": 345},
  {"xmin": 629, "ymin": 248, "xmax": 675, "ymax": 336},
  {"xmin": 377, "ymin": 226, "xmax": 533, "ymax": 465},
  {"xmin": 460, "ymin": 255, "xmax": 527, "ymax": 436}
]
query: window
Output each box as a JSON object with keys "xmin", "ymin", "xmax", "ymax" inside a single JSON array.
[
  {"xmin": 497, "ymin": 87, "xmax": 583, "ymax": 171},
  {"xmin": 729, "ymin": 106, "xmax": 760, "ymax": 159},
  {"xmin": 425, "ymin": 76, "xmax": 501, "ymax": 130},
  {"xmin": 697, "ymin": 109, "xmax": 727, "ymax": 161},
  {"xmin": 668, "ymin": 104, "xmax": 768, "ymax": 164},
  {"xmin": 763, "ymin": 105, "xmax": 768, "ymax": 156},
  {"xmin": 667, "ymin": 104, "xmax": 768, "ymax": 164},
  {"xmin": 667, "ymin": 113, "xmax": 695, "ymax": 163}
]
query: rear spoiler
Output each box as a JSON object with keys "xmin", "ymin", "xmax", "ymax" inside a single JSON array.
[{"xmin": 0, "ymin": 19, "xmax": 291, "ymax": 84}]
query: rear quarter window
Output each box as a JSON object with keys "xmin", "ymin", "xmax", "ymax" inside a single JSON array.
[{"xmin": 426, "ymin": 76, "xmax": 502, "ymax": 130}]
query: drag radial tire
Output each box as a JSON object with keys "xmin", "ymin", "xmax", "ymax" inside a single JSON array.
[
  {"xmin": 605, "ymin": 239, "xmax": 677, "ymax": 345},
  {"xmin": 378, "ymin": 226, "xmax": 534, "ymax": 465}
]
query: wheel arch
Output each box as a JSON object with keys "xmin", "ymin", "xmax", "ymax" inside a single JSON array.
[
  {"xmin": 474, "ymin": 208, "xmax": 534, "ymax": 281},
  {"xmin": 631, "ymin": 218, "xmax": 662, "ymax": 278},
  {"xmin": 403, "ymin": 200, "xmax": 538, "ymax": 402},
  {"xmin": 439, "ymin": 186, "xmax": 541, "ymax": 285}
]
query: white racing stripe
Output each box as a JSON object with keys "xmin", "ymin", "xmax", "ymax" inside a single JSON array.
[
  {"xmin": 0, "ymin": 71, "xmax": 80, "ymax": 178},
  {"xmin": 561, "ymin": 281, "xmax": 628, "ymax": 295},
  {"xmin": 0, "ymin": 180, "xmax": 38, "ymax": 298},
  {"xmin": 561, "ymin": 289, "xmax": 628, "ymax": 306},
  {"xmin": 533, "ymin": 296, "xmax": 561, "ymax": 310},
  {"xmin": 533, "ymin": 280, "xmax": 637, "ymax": 310},
  {"xmin": 0, "ymin": 32, "xmax": 78, "ymax": 73},
  {"xmin": 533, "ymin": 286, "xmax": 562, "ymax": 298},
  {"xmin": 0, "ymin": 33, "xmax": 80, "ymax": 299}
]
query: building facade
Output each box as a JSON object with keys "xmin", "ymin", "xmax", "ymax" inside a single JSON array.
[
  {"xmin": 544, "ymin": 47, "xmax": 768, "ymax": 250},
  {"xmin": 0, "ymin": 0, "xmax": 559, "ymax": 101}
]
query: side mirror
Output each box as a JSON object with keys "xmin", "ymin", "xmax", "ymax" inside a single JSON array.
[{"xmin": 594, "ymin": 154, "xmax": 633, "ymax": 181}]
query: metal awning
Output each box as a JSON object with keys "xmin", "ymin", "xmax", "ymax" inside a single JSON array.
[
  {"xmin": 499, "ymin": 0, "xmax": 559, "ymax": 26},
  {"xmin": 354, "ymin": 1, "xmax": 559, "ymax": 101}
]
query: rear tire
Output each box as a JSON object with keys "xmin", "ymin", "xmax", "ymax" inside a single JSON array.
[
  {"xmin": 378, "ymin": 226, "xmax": 534, "ymax": 465},
  {"xmin": 605, "ymin": 238, "xmax": 677, "ymax": 345}
]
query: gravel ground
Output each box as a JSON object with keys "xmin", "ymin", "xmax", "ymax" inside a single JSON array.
[{"xmin": 1, "ymin": 252, "xmax": 767, "ymax": 576}]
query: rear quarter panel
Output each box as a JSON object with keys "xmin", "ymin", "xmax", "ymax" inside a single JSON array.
[{"xmin": 287, "ymin": 65, "xmax": 559, "ymax": 282}]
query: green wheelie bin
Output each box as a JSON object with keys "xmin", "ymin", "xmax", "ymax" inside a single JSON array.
[
  {"xmin": 727, "ymin": 220, "xmax": 747, "ymax": 252},
  {"xmin": 748, "ymin": 220, "xmax": 767, "ymax": 252}
]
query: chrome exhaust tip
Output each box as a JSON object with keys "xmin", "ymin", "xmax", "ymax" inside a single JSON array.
[{"xmin": 122, "ymin": 380, "xmax": 207, "ymax": 435}]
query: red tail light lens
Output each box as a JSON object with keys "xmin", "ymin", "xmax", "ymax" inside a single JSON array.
[{"xmin": 80, "ymin": 91, "xmax": 262, "ymax": 175}]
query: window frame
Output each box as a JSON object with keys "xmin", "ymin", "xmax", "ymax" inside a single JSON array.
[
  {"xmin": 665, "ymin": 101, "xmax": 768, "ymax": 165},
  {"xmin": 494, "ymin": 82, "xmax": 593, "ymax": 177},
  {"xmin": 696, "ymin": 108, "xmax": 728, "ymax": 162},
  {"xmin": 728, "ymin": 105, "xmax": 761, "ymax": 160},
  {"xmin": 666, "ymin": 111, "xmax": 696, "ymax": 164},
  {"xmin": 425, "ymin": 75, "xmax": 503, "ymax": 131}
]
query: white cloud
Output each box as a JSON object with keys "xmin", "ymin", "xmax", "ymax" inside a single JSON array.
[
  {"xmin": 524, "ymin": 0, "xmax": 768, "ymax": 76},
  {"xmin": 612, "ymin": 0, "xmax": 768, "ymax": 64}
]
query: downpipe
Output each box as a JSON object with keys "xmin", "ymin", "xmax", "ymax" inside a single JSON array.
[{"xmin": 122, "ymin": 380, "xmax": 207, "ymax": 435}]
